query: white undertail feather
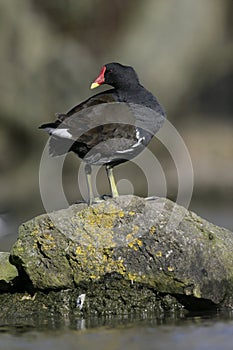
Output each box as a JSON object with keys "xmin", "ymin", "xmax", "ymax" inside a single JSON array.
[{"xmin": 45, "ymin": 128, "xmax": 72, "ymax": 139}]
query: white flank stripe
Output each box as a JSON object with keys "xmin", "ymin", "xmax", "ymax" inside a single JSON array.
[
  {"xmin": 117, "ymin": 129, "xmax": 145, "ymax": 154},
  {"xmin": 117, "ymin": 148, "xmax": 134, "ymax": 154}
]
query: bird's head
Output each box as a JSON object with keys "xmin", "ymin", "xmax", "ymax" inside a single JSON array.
[{"xmin": 90, "ymin": 62, "xmax": 140, "ymax": 90}]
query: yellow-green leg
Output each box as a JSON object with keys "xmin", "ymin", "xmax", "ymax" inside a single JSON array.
[
  {"xmin": 106, "ymin": 165, "xmax": 119, "ymax": 198},
  {"xmin": 85, "ymin": 163, "xmax": 95, "ymax": 205}
]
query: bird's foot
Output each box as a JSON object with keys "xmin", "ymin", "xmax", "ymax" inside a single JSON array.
[
  {"xmin": 99, "ymin": 194, "xmax": 112, "ymax": 201},
  {"xmin": 91, "ymin": 195, "xmax": 112, "ymax": 204},
  {"xmin": 75, "ymin": 199, "xmax": 88, "ymax": 204},
  {"xmin": 75, "ymin": 195, "xmax": 114, "ymax": 206},
  {"xmin": 145, "ymin": 196, "xmax": 160, "ymax": 201}
]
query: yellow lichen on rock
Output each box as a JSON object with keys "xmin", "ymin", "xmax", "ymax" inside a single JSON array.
[
  {"xmin": 37, "ymin": 231, "xmax": 56, "ymax": 251},
  {"xmin": 77, "ymin": 204, "xmax": 123, "ymax": 236},
  {"xmin": 128, "ymin": 237, "xmax": 142, "ymax": 251},
  {"xmin": 149, "ymin": 226, "xmax": 156, "ymax": 234},
  {"xmin": 69, "ymin": 203, "xmax": 140, "ymax": 249},
  {"xmin": 42, "ymin": 232, "xmax": 55, "ymax": 241},
  {"xmin": 156, "ymin": 251, "xmax": 162, "ymax": 257},
  {"xmin": 77, "ymin": 203, "xmax": 124, "ymax": 229},
  {"xmin": 31, "ymin": 226, "xmax": 40, "ymax": 236},
  {"xmin": 74, "ymin": 242, "xmax": 127, "ymax": 282},
  {"xmin": 127, "ymin": 271, "xmax": 146, "ymax": 283},
  {"xmin": 167, "ymin": 266, "xmax": 174, "ymax": 272}
]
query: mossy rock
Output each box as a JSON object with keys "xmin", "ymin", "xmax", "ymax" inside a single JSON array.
[
  {"xmin": 9, "ymin": 195, "xmax": 233, "ymax": 310},
  {"xmin": 0, "ymin": 252, "xmax": 18, "ymax": 291}
]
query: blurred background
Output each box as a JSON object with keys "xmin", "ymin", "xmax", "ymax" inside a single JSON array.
[{"xmin": 0, "ymin": 0, "xmax": 232, "ymax": 250}]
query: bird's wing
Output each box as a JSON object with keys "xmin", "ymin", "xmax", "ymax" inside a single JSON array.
[
  {"xmin": 56, "ymin": 102, "xmax": 137, "ymax": 141},
  {"xmin": 57, "ymin": 89, "xmax": 117, "ymax": 121}
]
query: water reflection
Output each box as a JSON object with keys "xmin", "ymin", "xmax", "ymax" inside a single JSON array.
[
  {"xmin": 0, "ymin": 309, "xmax": 232, "ymax": 333},
  {"xmin": 0, "ymin": 312, "xmax": 233, "ymax": 350}
]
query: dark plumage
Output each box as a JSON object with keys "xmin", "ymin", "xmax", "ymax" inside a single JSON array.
[{"xmin": 39, "ymin": 62, "xmax": 166, "ymax": 204}]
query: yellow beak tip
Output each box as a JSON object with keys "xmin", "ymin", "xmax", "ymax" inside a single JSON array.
[{"xmin": 90, "ymin": 82, "xmax": 100, "ymax": 90}]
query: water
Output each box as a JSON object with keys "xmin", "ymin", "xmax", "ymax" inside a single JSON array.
[{"xmin": 0, "ymin": 313, "xmax": 233, "ymax": 350}]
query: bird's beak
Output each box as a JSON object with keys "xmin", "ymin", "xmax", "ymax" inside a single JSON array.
[
  {"xmin": 90, "ymin": 66, "xmax": 106, "ymax": 89},
  {"xmin": 90, "ymin": 82, "xmax": 100, "ymax": 89}
]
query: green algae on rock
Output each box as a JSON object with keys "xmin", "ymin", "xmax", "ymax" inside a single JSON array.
[
  {"xmin": 9, "ymin": 195, "xmax": 233, "ymax": 310},
  {"xmin": 0, "ymin": 252, "xmax": 18, "ymax": 291}
]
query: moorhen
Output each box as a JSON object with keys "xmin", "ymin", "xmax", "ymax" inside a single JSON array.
[{"xmin": 39, "ymin": 62, "xmax": 166, "ymax": 204}]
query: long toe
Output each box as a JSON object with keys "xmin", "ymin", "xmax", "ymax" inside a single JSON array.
[
  {"xmin": 92, "ymin": 195, "xmax": 111, "ymax": 204},
  {"xmin": 145, "ymin": 196, "xmax": 160, "ymax": 201},
  {"xmin": 99, "ymin": 194, "xmax": 112, "ymax": 200}
]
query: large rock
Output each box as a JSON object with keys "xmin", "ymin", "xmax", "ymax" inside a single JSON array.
[{"xmin": 9, "ymin": 195, "xmax": 233, "ymax": 312}]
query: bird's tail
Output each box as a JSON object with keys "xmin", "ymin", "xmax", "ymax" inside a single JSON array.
[
  {"xmin": 48, "ymin": 135, "xmax": 73, "ymax": 156},
  {"xmin": 39, "ymin": 123, "xmax": 73, "ymax": 156}
]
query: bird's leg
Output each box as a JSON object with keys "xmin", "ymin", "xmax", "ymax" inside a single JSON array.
[
  {"xmin": 105, "ymin": 164, "xmax": 119, "ymax": 198},
  {"xmin": 84, "ymin": 163, "xmax": 94, "ymax": 205}
]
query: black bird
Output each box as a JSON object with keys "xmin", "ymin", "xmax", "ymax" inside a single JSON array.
[{"xmin": 39, "ymin": 62, "xmax": 166, "ymax": 204}]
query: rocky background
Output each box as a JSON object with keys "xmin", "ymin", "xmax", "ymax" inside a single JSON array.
[{"xmin": 0, "ymin": 0, "xmax": 232, "ymax": 249}]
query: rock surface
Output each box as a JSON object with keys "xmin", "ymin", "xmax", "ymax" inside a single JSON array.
[
  {"xmin": 7, "ymin": 195, "xmax": 233, "ymax": 314},
  {"xmin": 0, "ymin": 252, "xmax": 18, "ymax": 291}
]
